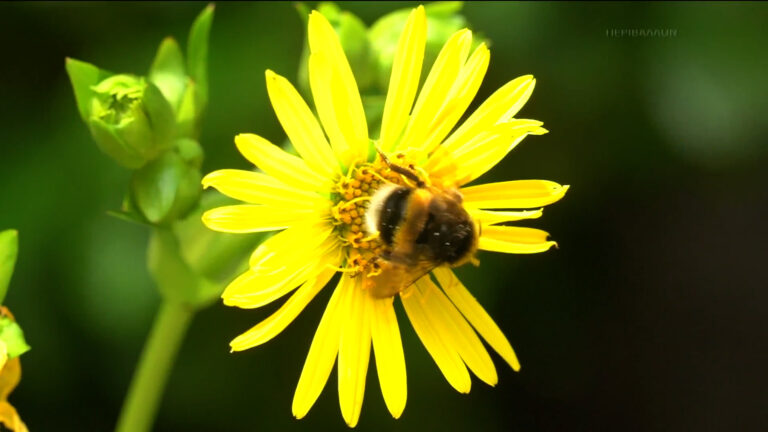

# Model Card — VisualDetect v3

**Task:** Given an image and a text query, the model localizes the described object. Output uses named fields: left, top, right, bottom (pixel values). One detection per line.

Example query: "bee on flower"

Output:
left=202, top=5, right=567, bottom=427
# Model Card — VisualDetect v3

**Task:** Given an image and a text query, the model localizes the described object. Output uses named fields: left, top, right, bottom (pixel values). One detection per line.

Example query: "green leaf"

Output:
left=294, top=2, right=311, bottom=25
left=425, top=1, right=464, bottom=16
left=187, top=4, right=214, bottom=117
left=149, top=37, right=188, bottom=112
left=88, top=117, right=146, bottom=169
left=131, top=153, right=184, bottom=224
left=106, top=210, right=150, bottom=227
left=0, top=318, right=30, bottom=359
left=131, top=152, right=201, bottom=225
left=316, top=2, right=341, bottom=19
left=0, top=230, right=19, bottom=305
left=175, top=78, right=198, bottom=139
left=297, top=35, right=311, bottom=99
left=142, top=81, right=177, bottom=152
left=174, top=138, right=203, bottom=169
left=65, top=57, right=112, bottom=121
left=295, top=3, right=312, bottom=98
left=107, top=194, right=153, bottom=226
left=337, top=12, right=372, bottom=90
left=172, top=158, right=203, bottom=221
left=147, top=228, right=219, bottom=307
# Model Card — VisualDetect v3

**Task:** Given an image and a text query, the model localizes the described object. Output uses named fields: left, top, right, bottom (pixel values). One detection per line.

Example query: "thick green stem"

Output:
left=115, top=301, right=194, bottom=432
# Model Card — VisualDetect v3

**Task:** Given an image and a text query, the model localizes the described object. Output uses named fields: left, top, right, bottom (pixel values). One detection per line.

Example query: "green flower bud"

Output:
left=369, top=1, right=485, bottom=93
left=106, top=138, right=204, bottom=230
left=149, top=2, right=215, bottom=140
left=174, top=137, right=204, bottom=169
left=149, top=37, right=188, bottom=115
left=85, top=74, right=176, bottom=169
left=130, top=149, right=202, bottom=225
left=66, top=5, right=214, bottom=168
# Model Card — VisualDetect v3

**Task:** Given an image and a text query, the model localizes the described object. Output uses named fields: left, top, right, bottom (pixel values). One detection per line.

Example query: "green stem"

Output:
left=115, top=300, right=194, bottom=432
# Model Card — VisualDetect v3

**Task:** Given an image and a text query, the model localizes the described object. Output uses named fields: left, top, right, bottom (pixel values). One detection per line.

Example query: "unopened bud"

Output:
left=68, top=70, right=176, bottom=169
left=130, top=149, right=202, bottom=225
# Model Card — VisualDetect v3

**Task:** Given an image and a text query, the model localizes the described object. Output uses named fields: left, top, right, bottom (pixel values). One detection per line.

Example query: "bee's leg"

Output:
left=411, top=165, right=432, bottom=188
left=375, top=144, right=425, bottom=188
left=339, top=195, right=372, bottom=210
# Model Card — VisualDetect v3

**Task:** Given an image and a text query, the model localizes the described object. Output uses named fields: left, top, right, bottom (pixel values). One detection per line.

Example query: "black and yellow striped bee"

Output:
left=364, top=150, right=478, bottom=297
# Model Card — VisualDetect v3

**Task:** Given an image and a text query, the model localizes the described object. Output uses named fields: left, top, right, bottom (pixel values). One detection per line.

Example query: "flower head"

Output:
left=202, top=6, right=567, bottom=427
left=0, top=308, right=28, bottom=432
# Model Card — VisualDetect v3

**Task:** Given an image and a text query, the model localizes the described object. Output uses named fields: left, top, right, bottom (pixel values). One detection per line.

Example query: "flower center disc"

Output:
left=331, top=155, right=412, bottom=279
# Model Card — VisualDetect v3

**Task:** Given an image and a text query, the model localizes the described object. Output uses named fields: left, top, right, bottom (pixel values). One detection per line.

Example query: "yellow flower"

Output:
left=202, top=6, right=567, bottom=427
left=0, top=308, right=28, bottom=432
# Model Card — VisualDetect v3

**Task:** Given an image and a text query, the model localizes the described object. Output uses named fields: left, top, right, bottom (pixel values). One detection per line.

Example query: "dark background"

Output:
left=1, top=1, right=767, bottom=431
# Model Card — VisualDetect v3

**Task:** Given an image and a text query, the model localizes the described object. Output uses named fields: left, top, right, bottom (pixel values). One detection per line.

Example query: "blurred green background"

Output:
left=1, top=1, right=767, bottom=431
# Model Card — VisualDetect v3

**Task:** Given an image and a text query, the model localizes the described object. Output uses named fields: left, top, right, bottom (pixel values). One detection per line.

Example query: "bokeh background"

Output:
left=1, top=1, right=767, bottom=431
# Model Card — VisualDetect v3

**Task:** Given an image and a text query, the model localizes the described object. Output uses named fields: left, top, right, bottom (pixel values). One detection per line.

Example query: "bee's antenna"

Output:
left=375, top=144, right=425, bottom=188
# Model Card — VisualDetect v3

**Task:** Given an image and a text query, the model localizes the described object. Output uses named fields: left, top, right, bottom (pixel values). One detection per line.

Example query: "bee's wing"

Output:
left=402, top=259, right=440, bottom=290
left=366, top=257, right=439, bottom=298
left=382, top=243, right=441, bottom=291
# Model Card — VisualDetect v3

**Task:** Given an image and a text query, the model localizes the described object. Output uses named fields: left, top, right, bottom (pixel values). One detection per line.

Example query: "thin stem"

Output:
left=115, top=300, right=194, bottom=432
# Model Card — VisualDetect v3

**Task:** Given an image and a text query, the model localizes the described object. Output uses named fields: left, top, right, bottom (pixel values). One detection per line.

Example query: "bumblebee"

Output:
left=363, top=151, right=478, bottom=298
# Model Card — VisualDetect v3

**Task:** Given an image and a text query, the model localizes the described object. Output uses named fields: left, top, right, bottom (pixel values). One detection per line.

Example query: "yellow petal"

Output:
left=0, top=357, right=21, bottom=401
left=234, top=133, right=332, bottom=192
left=293, top=277, right=347, bottom=419
left=397, top=29, right=472, bottom=152
left=202, top=169, right=328, bottom=208
left=308, top=52, right=352, bottom=164
left=416, top=278, right=497, bottom=386
left=417, top=43, right=491, bottom=155
left=227, top=226, right=335, bottom=304
left=202, top=204, right=323, bottom=234
left=0, top=342, right=6, bottom=373
left=427, top=120, right=546, bottom=185
left=442, top=75, right=536, bottom=150
left=436, top=119, right=545, bottom=161
left=461, top=180, right=569, bottom=209
left=0, top=401, right=27, bottom=432
left=469, top=208, right=543, bottom=226
left=379, top=6, right=426, bottom=151
left=223, top=238, right=339, bottom=309
left=222, top=263, right=310, bottom=309
left=338, top=278, right=372, bottom=427
left=400, top=279, right=471, bottom=393
left=308, top=11, right=368, bottom=164
left=265, top=70, right=340, bottom=178
left=371, top=296, right=407, bottom=419
left=479, top=225, right=557, bottom=254
left=248, top=221, right=333, bottom=268
left=229, top=267, right=336, bottom=351
left=433, top=267, right=520, bottom=371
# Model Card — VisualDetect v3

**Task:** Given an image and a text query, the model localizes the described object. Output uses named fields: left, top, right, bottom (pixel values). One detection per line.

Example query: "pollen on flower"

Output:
left=330, top=153, right=413, bottom=279
left=199, top=4, right=569, bottom=425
